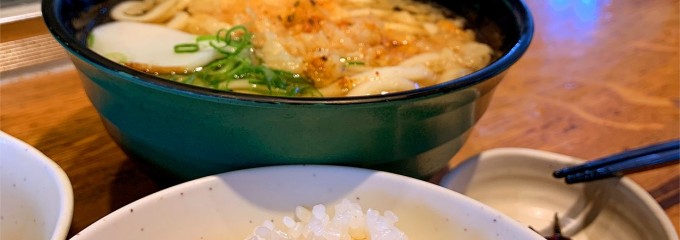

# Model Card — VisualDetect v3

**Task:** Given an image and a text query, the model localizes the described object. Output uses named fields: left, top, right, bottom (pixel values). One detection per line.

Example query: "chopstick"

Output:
left=553, top=139, right=680, bottom=184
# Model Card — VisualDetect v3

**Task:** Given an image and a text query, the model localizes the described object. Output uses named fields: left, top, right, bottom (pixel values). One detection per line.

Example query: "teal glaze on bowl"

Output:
left=43, top=0, right=533, bottom=181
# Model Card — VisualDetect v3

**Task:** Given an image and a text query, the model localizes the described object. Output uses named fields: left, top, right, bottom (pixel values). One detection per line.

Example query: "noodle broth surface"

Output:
left=100, top=0, right=493, bottom=97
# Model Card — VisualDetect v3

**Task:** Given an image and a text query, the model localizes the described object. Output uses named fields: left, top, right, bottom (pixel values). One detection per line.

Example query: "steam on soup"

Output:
left=89, top=0, right=493, bottom=97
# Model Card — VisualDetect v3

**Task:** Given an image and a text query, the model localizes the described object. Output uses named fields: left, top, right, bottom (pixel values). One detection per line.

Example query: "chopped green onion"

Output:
left=196, top=35, right=217, bottom=42
left=174, top=43, right=200, bottom=53
left=169, top=25, right=322, bottom=97
left=87, top=34, right=95, bottom=48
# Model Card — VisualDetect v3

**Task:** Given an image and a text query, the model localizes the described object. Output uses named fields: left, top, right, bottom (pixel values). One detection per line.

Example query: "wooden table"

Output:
left=1, top=0, right=678, bottom=238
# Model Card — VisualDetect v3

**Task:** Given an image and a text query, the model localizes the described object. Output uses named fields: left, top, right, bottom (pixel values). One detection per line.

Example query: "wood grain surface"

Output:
left=1, top=0, right=678, bottom=238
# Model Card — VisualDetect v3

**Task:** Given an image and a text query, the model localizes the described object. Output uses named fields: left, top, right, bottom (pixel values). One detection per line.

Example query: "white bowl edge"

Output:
left=71, top=165, right=544, bottom=240
left=0, top=131, right=74, bottom=240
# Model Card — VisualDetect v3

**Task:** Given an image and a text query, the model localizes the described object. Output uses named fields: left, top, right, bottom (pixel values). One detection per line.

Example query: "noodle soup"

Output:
left=44, top=0, right=533, bottom=181
left=89, top=0, right=493, bottom=97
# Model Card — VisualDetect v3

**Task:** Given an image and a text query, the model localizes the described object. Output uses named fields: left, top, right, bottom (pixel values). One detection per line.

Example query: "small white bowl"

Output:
left=440, top=148, right=678, bottom=240
left=71, top=165, right=543, bottom=240
left=0, top=131, right=74, bottom=240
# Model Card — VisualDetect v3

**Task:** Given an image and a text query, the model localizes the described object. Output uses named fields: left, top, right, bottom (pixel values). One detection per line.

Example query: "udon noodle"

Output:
left=92, top=0, right=493, bottom=97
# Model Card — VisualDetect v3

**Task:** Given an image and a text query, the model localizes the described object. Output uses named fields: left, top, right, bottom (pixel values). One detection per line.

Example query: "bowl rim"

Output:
left=0, top=131, right=74, bottom=240
left=41, top=0, right=534, bottom=105
left=439, top=147, right=679, bottom=240
left=71, top=164, right=544, bottom=239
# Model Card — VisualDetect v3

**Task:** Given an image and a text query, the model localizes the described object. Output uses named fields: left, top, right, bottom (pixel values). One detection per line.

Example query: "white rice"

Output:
left=245, top=199, right=408, bottom=240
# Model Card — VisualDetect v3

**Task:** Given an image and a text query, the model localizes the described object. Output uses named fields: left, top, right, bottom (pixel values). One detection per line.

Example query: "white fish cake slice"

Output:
left=89, top=21, right=221, bottom=72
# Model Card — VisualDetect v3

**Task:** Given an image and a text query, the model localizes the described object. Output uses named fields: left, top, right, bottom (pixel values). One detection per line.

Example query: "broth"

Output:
left=89, top=0, right=493, bottom=97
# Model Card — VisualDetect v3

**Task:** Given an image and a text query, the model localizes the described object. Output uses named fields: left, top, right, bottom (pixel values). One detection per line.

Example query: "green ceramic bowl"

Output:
left=42, top=0, right=533, bottom=182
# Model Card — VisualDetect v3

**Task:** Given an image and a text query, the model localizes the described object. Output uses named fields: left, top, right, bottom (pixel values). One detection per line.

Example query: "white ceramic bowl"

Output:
left=0, top=131, right=74, bottom=240
left=71, top=165, right=543, bottom=240
left=440, top=148, right=678, bottom=240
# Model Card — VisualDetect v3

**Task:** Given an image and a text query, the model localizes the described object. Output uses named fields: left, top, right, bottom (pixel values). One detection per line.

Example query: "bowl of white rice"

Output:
left=70, top=165, right=543, bottom=240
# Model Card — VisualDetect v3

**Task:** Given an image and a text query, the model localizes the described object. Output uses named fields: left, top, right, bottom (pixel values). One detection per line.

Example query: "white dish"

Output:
left=440, top=148, right=678, bottom=240
left=0, top=131, right=74, bottom=240
left=71, top=165, right=543, bottom=240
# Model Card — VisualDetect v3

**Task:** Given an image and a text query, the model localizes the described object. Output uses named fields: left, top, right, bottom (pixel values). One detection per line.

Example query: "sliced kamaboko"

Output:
left=347, top=78, right=419, bottom=96
left=89, top=21, right=222, bottom=74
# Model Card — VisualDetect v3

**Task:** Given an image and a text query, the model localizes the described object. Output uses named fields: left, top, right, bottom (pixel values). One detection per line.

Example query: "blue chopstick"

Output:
left=553, top=140, right=680, bottom=184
